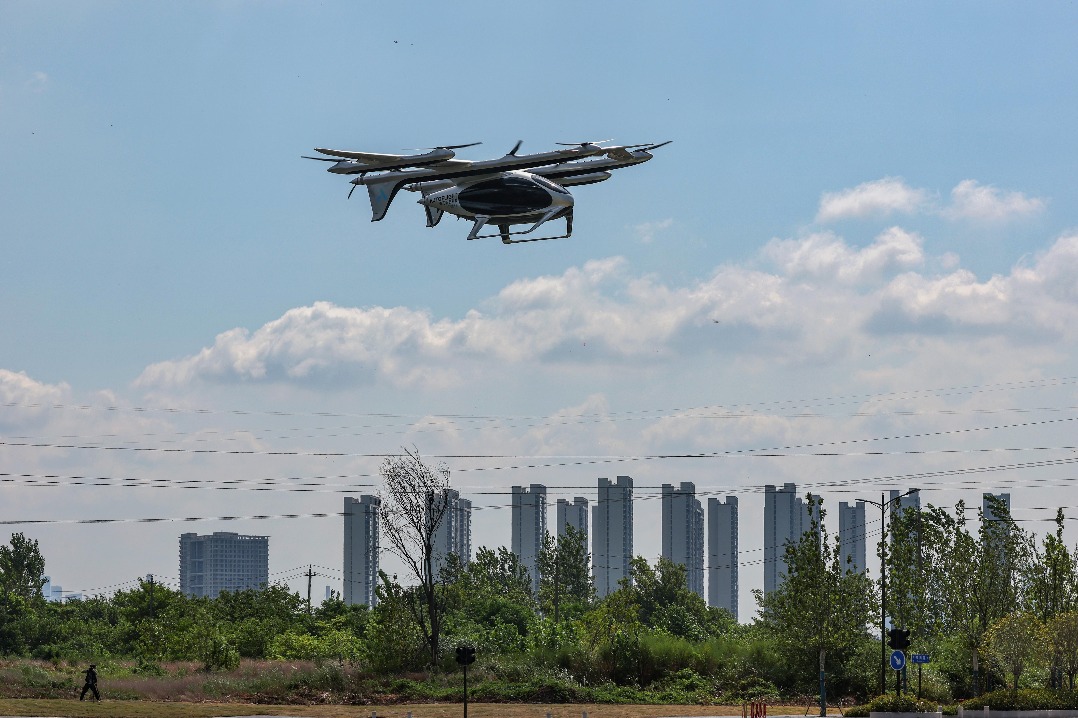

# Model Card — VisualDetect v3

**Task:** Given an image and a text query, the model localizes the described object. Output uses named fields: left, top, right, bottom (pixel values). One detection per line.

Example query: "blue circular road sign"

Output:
left=890, top=650, right=906, bottom=671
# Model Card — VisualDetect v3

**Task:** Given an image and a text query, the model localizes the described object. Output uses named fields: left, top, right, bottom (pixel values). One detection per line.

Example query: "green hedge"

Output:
left=961, top=688, right=1078, bottom=711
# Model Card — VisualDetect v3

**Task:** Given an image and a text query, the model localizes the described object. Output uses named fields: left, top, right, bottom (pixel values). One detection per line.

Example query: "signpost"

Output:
left=890, top=650, right=906, bottom=696
left=890, top=650, right=906, bottom=671
left=911, top=654, right=930, bottom=697
left=455, top=645, right=476, bottom=718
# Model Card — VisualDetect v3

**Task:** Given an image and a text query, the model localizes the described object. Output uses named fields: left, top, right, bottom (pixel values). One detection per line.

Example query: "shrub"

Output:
left=961, top=688, right=1078, bottom=711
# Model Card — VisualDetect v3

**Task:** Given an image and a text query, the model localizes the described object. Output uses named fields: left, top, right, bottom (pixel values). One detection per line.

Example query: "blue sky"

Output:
left=2, top=2, right=1078, bottom=618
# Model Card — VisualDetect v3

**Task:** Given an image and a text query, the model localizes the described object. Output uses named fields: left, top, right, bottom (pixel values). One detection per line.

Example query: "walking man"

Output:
left=79, top=664, right=100, bottom=701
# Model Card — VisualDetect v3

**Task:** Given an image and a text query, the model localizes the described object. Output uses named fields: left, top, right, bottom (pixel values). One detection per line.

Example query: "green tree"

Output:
left=983, top=611, right=1043, bottom=694
left=887, top=503, right=953, bottom=645
left=626, top=556, right=712, bottom=640
left=0, top=533, right=47, bottom=602
left=1044, top=611, right=1078, bottom=690
left=537, top=525, right=594, bottom=622
left=936, top=498, right=1030, bottom=694
left=579, top=581, right=645, bottom=685
left=756, top=497, right=876, bottom=715
left=446, top=546, right=533, bottom=604
left=1023, top=509, right=1076, bottom=622
left=364, top=572, right=427, bottom=672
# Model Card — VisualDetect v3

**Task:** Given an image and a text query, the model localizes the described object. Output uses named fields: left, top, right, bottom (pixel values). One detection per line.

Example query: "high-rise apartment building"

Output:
left=838, top=500, right=867, bottom=574
left=763, top=483, right=817, bottom=595
left=512, top=484, right=548, bottom=594
left=662, top=482, right=704, bottom=599
left=982, top=492, right=1012, bottom=522
left=593, top=475, right=633, bottom=598
left=707, top=496, right=738, bottom=619
left=179, top=532, right=269, bottom=598
left=982, top=492, right=1013, bottom=560
left=431, top=489, right=472, bottom=579
left=889, top=488, right=921, bottom=519
left=343, top=495, right=380, bottom=607
left=556, top=497, right=589, bottom=546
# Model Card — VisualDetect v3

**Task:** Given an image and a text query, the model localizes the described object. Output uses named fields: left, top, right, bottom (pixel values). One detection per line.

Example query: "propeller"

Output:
left=602, top=141, right=672, bottom=158
left=506, top=140, right=523, bottom=156
left=555, top=139, right=613, bottom=148
left=402, top=142, right=483, bottom=151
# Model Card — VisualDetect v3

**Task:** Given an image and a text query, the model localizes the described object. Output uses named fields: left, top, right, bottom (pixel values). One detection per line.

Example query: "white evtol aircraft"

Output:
left=305, top=140, right=670, bottom=244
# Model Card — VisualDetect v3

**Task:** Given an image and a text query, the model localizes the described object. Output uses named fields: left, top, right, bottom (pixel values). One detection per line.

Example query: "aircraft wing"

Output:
left=353, top=144, right=609, bottom=221
left=314, top=148, right=407, bottom=162
left=310, top=147, right=475, bottom=172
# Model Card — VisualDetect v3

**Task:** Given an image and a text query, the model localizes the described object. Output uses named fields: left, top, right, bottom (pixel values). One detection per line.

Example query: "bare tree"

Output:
left=379, top=446, right=452, bottom=666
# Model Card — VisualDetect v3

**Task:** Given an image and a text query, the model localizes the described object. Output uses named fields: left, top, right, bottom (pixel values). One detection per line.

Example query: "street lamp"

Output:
left=859, top=488, right=918, bottom=697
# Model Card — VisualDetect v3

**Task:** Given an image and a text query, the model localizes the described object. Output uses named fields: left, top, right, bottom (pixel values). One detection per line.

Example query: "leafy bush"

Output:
left=132, top=656, right=165, bottom=676
left=962, top=688, right=1078, bottom=711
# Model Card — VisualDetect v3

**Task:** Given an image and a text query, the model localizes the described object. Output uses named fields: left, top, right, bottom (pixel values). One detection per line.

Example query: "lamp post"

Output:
left=860, top=488, right=918, bottom=697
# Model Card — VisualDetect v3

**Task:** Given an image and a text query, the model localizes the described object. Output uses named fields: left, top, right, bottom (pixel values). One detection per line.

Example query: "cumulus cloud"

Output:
left=762, top=228, right=924, bottom=284
left=868, top=232, right=1078, bottom=335
left=816, top=178, right=931, bottom=222
left=0, top=369, right=68, bottom=430
left=26, top=71, right=48, bottom=93
left=943, top=179, right=1047, bottom=222
left=134, top=232, right=1078, bottom=392
left=633, top=218, right=674, bottom=244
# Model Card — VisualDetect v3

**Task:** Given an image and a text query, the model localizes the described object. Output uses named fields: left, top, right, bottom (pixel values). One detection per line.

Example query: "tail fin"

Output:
left=362, top=176, right=407, bottom=222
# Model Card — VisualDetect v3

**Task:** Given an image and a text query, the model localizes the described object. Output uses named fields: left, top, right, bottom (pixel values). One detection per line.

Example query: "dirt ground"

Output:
left=0, top=700, right=838, bottom=718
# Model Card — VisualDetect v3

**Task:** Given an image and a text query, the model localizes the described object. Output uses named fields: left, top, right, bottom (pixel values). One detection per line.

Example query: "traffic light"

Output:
left=455, top=645, right=476, bottom=665
left=887, top=628, right=911, bottom=650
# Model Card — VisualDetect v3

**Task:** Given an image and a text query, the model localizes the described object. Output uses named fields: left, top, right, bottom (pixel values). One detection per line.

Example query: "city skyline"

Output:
left=34, top=479, right=1052, bottom=620
left=324, top=479, right=1027, bottom=619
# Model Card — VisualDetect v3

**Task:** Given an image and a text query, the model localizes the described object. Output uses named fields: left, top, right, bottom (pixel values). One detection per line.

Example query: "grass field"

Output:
left=0, top=700, right=831, bottom=718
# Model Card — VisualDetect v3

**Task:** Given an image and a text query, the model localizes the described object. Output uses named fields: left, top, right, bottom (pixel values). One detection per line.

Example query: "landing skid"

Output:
left=467, top=214, right=573, bottom=245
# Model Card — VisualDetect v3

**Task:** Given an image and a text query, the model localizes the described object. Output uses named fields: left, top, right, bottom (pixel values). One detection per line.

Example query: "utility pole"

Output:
left=553, top=548, right=560, bottom=624
left=859, top=488, right=917, bottom=697
left=146, top=574, right=155, bottom=618
left=880, top=495, right=887, bottom=697
left=306, top=565, right=315, bottom=614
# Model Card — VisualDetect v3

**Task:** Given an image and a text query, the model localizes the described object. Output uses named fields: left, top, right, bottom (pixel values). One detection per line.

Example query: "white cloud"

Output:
left=26, top=71, right=48, bottom=93
left=816, top=178, right=931, bottom=222
left=868, top=232, right=1078, bottom=335
left=135, top=231, right=1078, bottom=393
left=632, top=218, right=674, bottom=244
left=943, top=179, right=1047, bottom=222
left=762, top=227, right=924, bottom=284
left=0, top=369, right=68, bottom=430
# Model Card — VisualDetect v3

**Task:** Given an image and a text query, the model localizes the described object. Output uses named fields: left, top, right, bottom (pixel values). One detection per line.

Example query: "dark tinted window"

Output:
left=459, top=177, right=552, bottom=216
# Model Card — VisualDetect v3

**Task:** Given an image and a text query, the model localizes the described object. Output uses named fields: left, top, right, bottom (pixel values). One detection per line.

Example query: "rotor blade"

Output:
left=302, top=156, right=345, bottom=162
left=348, top=184, right=357, bottom=199
left=507, top=140, right=523, bottom=156
left=402, top=142, right=483, bottom=151
left=639, top=140, right=672, bottom=151
left=555, top=139, right=613, bottom=146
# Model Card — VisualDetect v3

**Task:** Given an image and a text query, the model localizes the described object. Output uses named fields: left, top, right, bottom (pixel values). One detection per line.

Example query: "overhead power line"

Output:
left=3, top=374, right=1076, bottom=431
